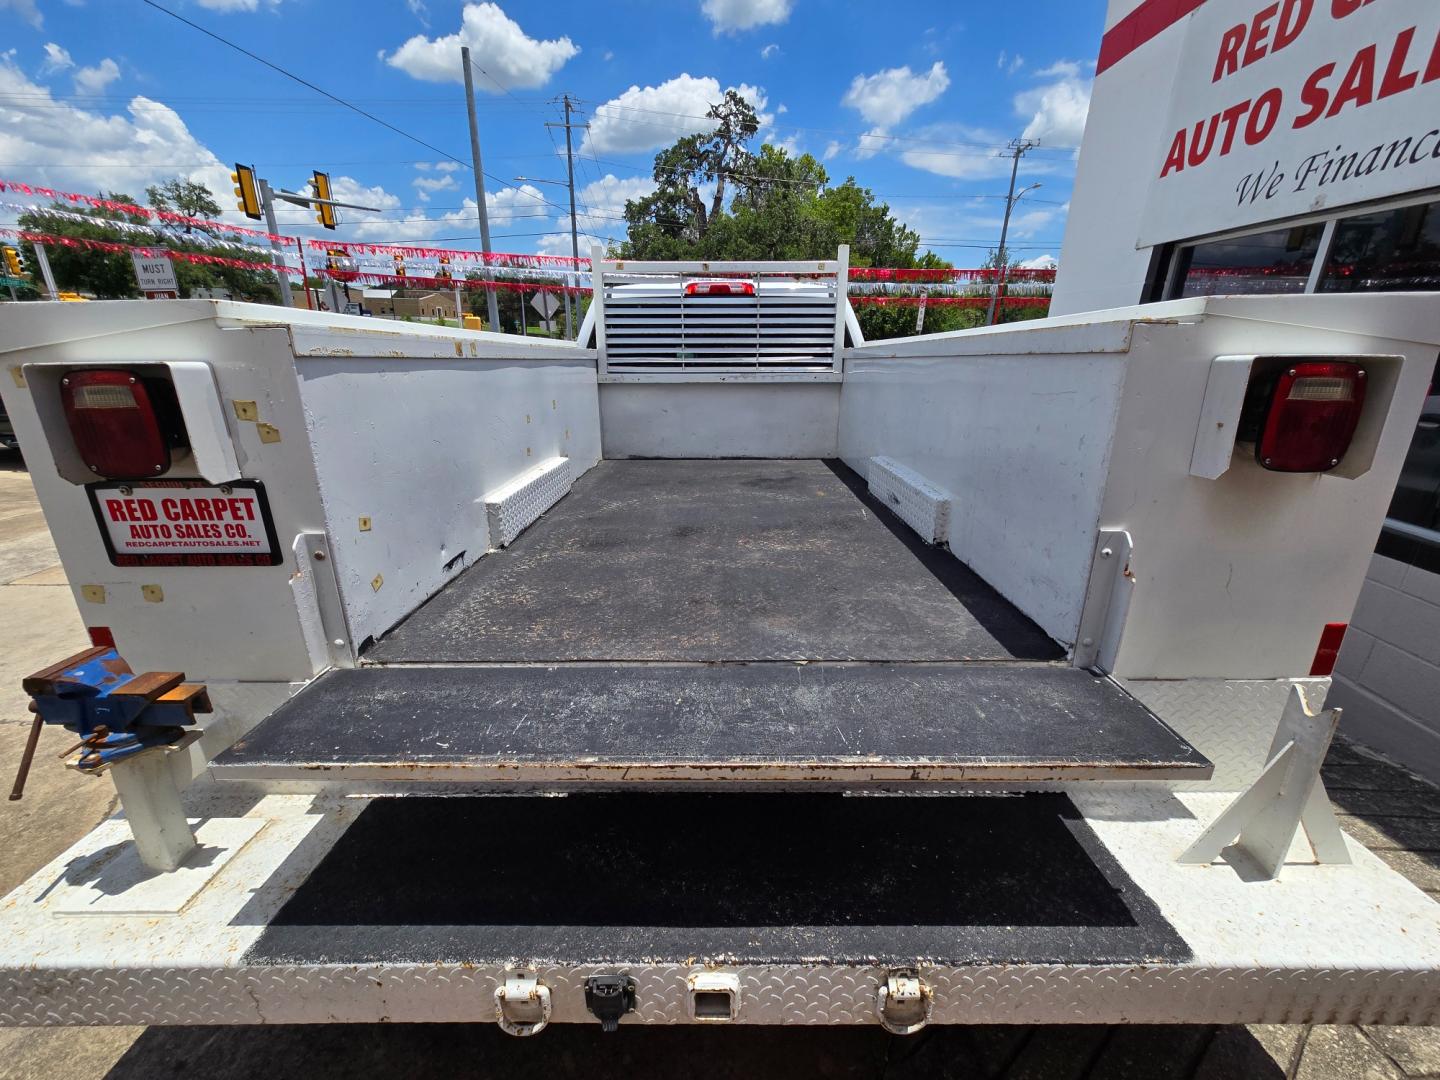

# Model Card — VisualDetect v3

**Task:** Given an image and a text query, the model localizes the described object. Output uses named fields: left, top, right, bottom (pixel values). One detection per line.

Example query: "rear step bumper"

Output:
left=2, top=785, right=1437, bottom=1028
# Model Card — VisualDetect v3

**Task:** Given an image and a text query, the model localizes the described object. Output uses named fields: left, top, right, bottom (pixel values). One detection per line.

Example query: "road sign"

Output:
left=531, top=291, right=559, bottom=319
left=131, top=253, right=178, bottom=297
left=531, top=291, right=560, bottom=333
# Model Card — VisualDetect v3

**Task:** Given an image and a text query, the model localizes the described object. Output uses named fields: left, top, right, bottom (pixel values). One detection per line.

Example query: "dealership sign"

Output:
left=1138, top=0, right=1440, bottom=246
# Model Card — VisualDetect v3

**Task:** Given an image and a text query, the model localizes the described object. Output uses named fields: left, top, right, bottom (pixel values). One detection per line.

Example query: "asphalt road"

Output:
left=0, top=446, right=1435, bottom=1079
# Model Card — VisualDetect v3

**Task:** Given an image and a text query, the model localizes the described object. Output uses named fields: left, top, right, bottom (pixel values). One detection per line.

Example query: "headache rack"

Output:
left=585, top=247, right=858, bottom=380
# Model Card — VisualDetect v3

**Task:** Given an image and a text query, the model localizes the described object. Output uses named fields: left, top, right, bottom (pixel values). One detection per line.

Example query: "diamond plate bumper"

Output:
left=2, top=786, right=1438, bottom=1029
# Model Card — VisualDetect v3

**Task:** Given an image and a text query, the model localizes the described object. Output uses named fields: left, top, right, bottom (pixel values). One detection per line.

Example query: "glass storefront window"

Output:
left=1379, top=359, right=1440, bottom=575
left=1170, top=224, right=1325, bottom=298
left=1319, top=201, right=1440, bottom=293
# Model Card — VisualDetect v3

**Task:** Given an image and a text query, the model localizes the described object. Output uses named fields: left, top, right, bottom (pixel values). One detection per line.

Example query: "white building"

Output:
left=1055, top=0, right=1440, bottom=778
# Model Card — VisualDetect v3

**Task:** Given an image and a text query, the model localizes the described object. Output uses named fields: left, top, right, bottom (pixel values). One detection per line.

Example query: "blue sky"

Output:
left=0, top=0, right=1103, bottom=267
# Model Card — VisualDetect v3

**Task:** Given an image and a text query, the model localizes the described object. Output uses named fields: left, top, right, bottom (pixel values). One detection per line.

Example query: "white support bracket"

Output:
left=1073, top=529, right=1134, bottom=673
left=1179, top=685, right=1351, bottom=880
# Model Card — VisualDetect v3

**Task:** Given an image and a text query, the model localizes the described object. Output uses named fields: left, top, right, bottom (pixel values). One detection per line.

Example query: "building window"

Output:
left=1168, top=223, right=1325, bottom=298
left=1378, top=358, right=1440, bottom=576
left=1319, top=200, right=1440, bottom=293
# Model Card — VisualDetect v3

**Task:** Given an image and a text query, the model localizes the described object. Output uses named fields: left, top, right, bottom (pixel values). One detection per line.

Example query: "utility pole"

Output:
left=987, top=138, right=1040, bottom=326
left=462, top=46, right=502, bottom=333
left=546, top=96, right=589, bottom=339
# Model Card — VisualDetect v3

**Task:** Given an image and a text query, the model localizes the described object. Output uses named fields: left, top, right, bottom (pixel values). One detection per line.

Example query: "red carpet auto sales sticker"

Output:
left=86, top=480, right=282, bottom=567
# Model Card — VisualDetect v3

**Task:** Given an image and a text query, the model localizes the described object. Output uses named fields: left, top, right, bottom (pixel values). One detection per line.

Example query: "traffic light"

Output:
left=231, top=163, right=261, bottom=221
left=436, top=255, right=451, bottom=281
left=312, top=171, right=337, bottom=230
left=325, top=247, right=346, bottom=271
left=393, top=254, right=406, bottom=279
left=2, top=246, right=22, bottom=278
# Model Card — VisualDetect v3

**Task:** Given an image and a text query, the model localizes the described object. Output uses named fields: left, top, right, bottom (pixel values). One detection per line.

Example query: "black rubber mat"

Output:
left=244, top=792, right=1190, bottom=966
left=213, top=662, right=1210, bottom=783
left=366, top=459, right=1063, bottom=663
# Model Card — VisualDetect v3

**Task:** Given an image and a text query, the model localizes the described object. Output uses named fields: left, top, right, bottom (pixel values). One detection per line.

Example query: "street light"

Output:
left=987, top=182, right=1044, bottom=325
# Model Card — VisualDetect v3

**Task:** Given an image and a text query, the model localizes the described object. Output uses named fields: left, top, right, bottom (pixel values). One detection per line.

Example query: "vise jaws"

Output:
left=12, top=646, right=210, bottom=798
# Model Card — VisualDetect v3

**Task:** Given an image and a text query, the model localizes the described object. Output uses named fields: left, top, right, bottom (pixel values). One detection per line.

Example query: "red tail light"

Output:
left=1309, top=622, right=1348, bottom=677
left=1257, top=361, right=1366, bottom=473
left=61, top=369, right=171, bottom=479
left=87, top=626, right=116, bottom=649
left=684, top=280, right=755, bottom=297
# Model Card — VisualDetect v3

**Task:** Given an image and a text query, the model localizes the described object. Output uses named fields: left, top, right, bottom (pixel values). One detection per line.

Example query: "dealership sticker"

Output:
left=87, top=480, right=282, bottom=567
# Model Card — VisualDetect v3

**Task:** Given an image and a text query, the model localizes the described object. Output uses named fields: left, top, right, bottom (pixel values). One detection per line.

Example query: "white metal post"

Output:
left=109, top=752, right=197, bottom=872
left=832, top=244, right=850, bottom=370
left=31, top=243, right=58, bottom=300
left=590, top=245, right=608, bottom=374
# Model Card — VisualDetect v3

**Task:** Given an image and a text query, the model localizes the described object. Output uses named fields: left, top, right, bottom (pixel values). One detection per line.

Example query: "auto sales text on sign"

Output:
left=1138, top=0, right=1440, bottom=246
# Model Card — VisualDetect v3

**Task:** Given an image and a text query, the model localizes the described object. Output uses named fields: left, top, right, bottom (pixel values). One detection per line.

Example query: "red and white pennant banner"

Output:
left=0, top=179, right=290, bottom=243
left=0, top=227, right=298, bottom=276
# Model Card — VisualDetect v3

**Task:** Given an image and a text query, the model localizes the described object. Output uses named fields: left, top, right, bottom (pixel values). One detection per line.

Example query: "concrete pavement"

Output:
left=0, top=448, right=1437, bottom=1079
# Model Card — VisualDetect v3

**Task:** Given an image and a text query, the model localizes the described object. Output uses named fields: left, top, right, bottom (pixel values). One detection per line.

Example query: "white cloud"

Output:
left=406, top=0, right=429, bottom=25
left=997, top=50, right=1024, bottom=74
left=413, top=173, right=458, bottom=194
left=770, top=132, right=801, bottom=156
left=897, top=126, right=1018, bottom=180
left=822, top=140, right=842, bottom=161
left=760, top=43, right=779, bottom=60
left=1019, top=254, right=1057, bottom=270
left=583, top=74, right=771, bottom=155
left=195, top=0, right=282, bottom=10
left=40, top=43, right=72, bottom=74
left=1035, top=60, right=1084, bottom=79
left=72, top=57, right=119, bottom=95
left=1015, top=64, right=1092, bottom=148
left=853, top=128, right=888, bottom=160
left=0, top=0, right=42, bottom=28
left=384, top=2, right=577, bottom=88
left=574, top=173, right=655, bottom=232
left=842, top=61, right=948, bottom=133
left=0, top=51, right=235, bottom=204
left=434, top=160, right=461, bottom=172
left=700, top=0, right=793, bottom=33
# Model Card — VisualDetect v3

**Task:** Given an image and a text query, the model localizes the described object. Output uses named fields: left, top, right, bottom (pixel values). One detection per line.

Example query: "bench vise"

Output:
left=12, top=646, right=210, bottom=797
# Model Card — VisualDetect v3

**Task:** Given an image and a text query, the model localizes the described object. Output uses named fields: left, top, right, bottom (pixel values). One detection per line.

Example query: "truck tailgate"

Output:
left=213, top=460, right=1208, bottom=787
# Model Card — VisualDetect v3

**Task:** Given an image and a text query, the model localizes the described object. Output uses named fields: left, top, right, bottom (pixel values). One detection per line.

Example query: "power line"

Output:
left=140, top=0, right=474, bottom=171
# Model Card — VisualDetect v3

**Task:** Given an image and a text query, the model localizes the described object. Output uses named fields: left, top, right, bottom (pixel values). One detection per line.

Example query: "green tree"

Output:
left=615, top=109, right=1031, bottom=339
left=145, top=178, right=223, bottom=234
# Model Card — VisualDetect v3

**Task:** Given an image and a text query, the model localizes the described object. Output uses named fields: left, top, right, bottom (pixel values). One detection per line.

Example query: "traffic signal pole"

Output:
left=258, top=180, right=294, bottom=307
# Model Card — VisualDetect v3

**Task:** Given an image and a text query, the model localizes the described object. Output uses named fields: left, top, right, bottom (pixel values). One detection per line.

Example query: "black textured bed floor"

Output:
left=366, top=459, right=1063, bottom=663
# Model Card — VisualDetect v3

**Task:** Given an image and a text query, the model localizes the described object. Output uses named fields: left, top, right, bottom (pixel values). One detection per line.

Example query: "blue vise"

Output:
left=22, top=646, right=211, bottom=771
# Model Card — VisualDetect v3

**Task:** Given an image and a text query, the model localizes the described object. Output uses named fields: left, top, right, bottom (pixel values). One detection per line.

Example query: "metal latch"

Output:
left=876, top=970, right=932, bottom=1035
left=584, top=974, right=637, bottom=1032
left=494, top=973, right=551, bottom=1036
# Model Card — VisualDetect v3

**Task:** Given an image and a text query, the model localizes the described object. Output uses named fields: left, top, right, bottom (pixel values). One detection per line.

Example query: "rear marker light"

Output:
left=60, top=369, right=170, bottom=480
left=87, top=626, right=116, bottom=649
left=684, top=281, right=756, bottom=297
left=1257, top=361, right=1366, bottom=473
left=1310, top=622, right=1347, bottom=677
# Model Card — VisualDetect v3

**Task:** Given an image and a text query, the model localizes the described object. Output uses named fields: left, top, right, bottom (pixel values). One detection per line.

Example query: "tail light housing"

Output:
left=684, top=280, right=755, bottom=297
left=1309, top=622, right=1348, bottom=677
left=60, top=369, right=175, bottom=479
left=1255, top=361, right=1367, bottom=473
